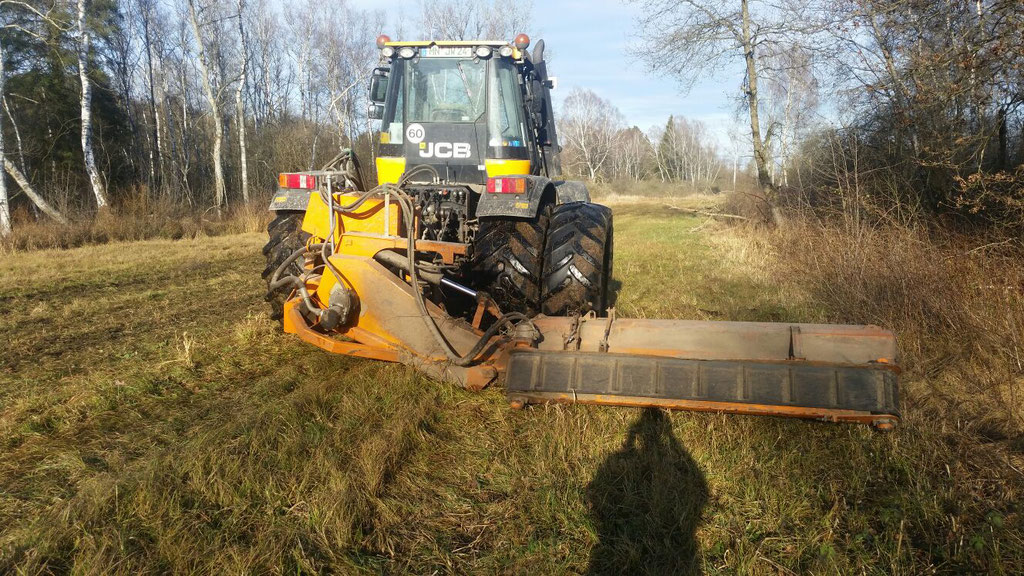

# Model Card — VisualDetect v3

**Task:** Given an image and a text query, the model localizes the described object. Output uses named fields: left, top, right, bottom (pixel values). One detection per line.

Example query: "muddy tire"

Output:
left=261, top=211, right=310, bottom=325
left=540, top=202, right=613, bottom=316
left=470, top=205, right=552, bottom=316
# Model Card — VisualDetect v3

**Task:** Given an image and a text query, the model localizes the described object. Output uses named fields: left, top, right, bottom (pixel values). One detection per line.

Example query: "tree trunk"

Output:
left=141, top=2, right=163, bottom=195
left=4, top=96, right=28, bottom=174
left=0, top=41, right=9, bottom=236
left=235, top=0, right=250, bottom=203
left=741, top=0, right=778, bottom=224
left=5, top=158, right=69, bottom=224
left=187, top=0, right=226, bottom=217
left=77, top=0, right=110, bottom=210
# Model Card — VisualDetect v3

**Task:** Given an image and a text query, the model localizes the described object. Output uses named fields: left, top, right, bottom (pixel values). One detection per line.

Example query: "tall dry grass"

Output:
left=765, top=220, right=1024, bottom=441
left=1, top=192, right=271, bottom=252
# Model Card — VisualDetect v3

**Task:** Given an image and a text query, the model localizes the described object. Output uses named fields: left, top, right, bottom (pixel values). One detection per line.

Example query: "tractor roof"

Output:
left=383, top=40, right=511, bottom=47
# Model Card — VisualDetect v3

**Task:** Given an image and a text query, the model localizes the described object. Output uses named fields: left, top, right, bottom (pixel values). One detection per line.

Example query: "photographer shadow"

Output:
left=586, top=409, right=708, bottom=575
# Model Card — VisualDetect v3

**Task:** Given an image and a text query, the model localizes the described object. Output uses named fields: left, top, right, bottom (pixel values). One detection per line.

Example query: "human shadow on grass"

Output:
left=586, top=408, right=708, bottom=576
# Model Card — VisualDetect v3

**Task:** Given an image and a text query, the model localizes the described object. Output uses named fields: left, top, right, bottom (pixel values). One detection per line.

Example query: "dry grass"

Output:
left=0, top=203, right=1021, bottom=573
left=0, top=195, right=270, bottom=252
left=588, top=178, right=728, bottom=202
left=761, top=221, right=1024, bottom=438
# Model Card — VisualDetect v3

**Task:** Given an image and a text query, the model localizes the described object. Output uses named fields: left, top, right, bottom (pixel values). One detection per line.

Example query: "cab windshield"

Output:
left=408, top=58, right=486, bottom=123
left=379, top=56, right=526, bottom=146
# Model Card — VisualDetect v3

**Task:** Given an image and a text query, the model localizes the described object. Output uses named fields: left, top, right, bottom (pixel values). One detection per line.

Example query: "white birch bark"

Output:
left=4, top=158, right=69, bottom=224
left=76, top=0, right=110, bottom=210
left=235, top=0, right=249, bottom=203
left=140, top=0, right=163, bottom=194
left=4, top=96, right=27, bottom=173
left=187, top=0, right=226, bottom=217
left=0, top=40, right=9, bottom=236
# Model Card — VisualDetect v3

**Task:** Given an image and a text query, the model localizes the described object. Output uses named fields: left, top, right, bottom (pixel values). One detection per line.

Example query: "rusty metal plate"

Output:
left=505, top=350, right=900, bottom=428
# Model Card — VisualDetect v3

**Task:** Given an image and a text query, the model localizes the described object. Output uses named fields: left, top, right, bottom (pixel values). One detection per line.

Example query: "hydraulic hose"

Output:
left=298, top=165, right=533, bottom=367
left=269, top=243, right=327, bottom=318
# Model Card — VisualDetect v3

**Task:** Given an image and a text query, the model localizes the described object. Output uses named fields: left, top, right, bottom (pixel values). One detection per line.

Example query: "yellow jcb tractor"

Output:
left=262, top=34, right=901, bottom=429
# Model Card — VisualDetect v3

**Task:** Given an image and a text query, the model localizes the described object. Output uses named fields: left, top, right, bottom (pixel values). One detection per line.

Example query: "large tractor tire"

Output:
left=540, top=202, right=613, bottom=316
left=470, top=205, right=552, bottom=316
left=262, top=211, right=310, bottom=325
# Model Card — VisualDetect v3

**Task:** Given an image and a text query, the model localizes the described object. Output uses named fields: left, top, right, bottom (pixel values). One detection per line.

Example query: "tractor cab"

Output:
left=368, top=34, right=561, bottom=186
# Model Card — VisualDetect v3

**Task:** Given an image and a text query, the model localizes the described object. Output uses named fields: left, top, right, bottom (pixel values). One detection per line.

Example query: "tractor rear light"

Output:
left=398, top=46, right=416, bottom=59
left=499, top=45, right=513, bottom=58
left=475, top=45, right=492, bottom=59
left=486, top=177, right=526, bottom=194
left=278, top=173, right=318, bottom=190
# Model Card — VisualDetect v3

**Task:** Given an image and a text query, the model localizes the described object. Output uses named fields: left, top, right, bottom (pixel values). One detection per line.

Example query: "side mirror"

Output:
left=367, top=103, right=384, bottom=120
left=369, top=68, right=389, bottom=104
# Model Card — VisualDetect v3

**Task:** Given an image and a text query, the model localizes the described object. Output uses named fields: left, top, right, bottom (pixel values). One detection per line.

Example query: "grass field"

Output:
left=1, top=204, right=1021, bottom=574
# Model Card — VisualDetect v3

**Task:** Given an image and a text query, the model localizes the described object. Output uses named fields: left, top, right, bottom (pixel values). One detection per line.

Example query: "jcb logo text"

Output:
left=419, top=142, right=471, bottom=159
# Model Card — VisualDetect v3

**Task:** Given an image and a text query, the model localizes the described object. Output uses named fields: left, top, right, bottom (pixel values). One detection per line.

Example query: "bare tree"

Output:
left=0, top=37, right=9, bottom=236
left=613, top=127, right=655, bottom=181
left=652, top=116, right=723, bottom=189
left=4, top=158, right=69, bottom=224
left=417, top=0, right=533, bottom=41
left=234, top=0, right=249, bottom=203
left=632, top=0, right=818, bottom=220
left=760, top=43, right=819, bottom=187
left=137, top=0, right=166, bottom=195
left=76, top=0, right=110, bottom=210
left=560, top=88, right=624, bottom=181
left=1, top=0, right=68, bottom=227
left=187, top=0, right=228, bottom=216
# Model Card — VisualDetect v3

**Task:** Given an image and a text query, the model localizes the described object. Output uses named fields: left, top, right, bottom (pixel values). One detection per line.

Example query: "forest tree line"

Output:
left=1, top=0, right=1022, bottom=237
left=0, top=0, right=396, bottom=234
left=633, top=0, right=1024, bottom=228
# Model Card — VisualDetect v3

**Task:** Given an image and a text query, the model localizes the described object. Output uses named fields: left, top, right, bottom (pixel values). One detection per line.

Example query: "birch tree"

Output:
left=417, top=0, right=533, bottom=41
left=560, top=88, right=624, bottom=181
left=613, top=127, right=654, bottom=181
left=76, top=0, right=110, bottom=210
left=138, top=0, right=165, bottom=194
left=0, top=38, right=9, bottom=236
left=234, top=0, right=249, bottom=203
left=632, top=0, right=818, bottom=221
left=1, top=0, right=68, bottom=227
left=4, top=158, right=69, bottom=223
left=187, top=0, right=227, bottom=216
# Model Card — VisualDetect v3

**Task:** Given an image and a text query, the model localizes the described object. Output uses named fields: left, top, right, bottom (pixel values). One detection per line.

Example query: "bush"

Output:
left=1, top=192, right=271, bottom=252
left=768, top=220, right=1024, bottom=438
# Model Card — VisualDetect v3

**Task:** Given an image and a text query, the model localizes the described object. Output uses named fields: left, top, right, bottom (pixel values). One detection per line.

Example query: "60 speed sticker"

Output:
left=406, top=123, right=425, bottom=144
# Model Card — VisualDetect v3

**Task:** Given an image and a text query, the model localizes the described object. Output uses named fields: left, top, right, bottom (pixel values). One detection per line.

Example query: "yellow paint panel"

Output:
left=484, top=159, right=531, bottom=177
left=376, top=156, right=407, bottom=185
left=302, top=192, right=400, bottom=241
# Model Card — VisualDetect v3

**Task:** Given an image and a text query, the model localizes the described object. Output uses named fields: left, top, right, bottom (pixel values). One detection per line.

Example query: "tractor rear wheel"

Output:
left=540, top=202, right=613, bottom=316
left=470, top=205, right=552, bottom=316
left=262, top=210, right=310, bottom=325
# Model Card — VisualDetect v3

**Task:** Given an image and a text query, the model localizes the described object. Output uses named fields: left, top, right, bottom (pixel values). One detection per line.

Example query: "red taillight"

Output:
left=486, top=177, right=526, bottom=194
left=278, top=173, right=318, bottom=190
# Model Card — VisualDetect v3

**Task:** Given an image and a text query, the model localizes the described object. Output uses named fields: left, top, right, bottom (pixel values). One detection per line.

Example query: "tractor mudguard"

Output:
left=268, top=188, right=312, bottom=212
left=552, top=180, right=591, bottom=203
left=476, top=176, right=591, bottom=218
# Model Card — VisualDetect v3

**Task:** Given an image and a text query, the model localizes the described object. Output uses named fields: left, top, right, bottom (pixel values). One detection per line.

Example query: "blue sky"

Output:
left=347, top=0, right=743, bottom=147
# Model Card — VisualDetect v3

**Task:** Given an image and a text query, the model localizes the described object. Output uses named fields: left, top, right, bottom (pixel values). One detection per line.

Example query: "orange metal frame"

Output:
left=278, top=188, right=900, bottom=429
